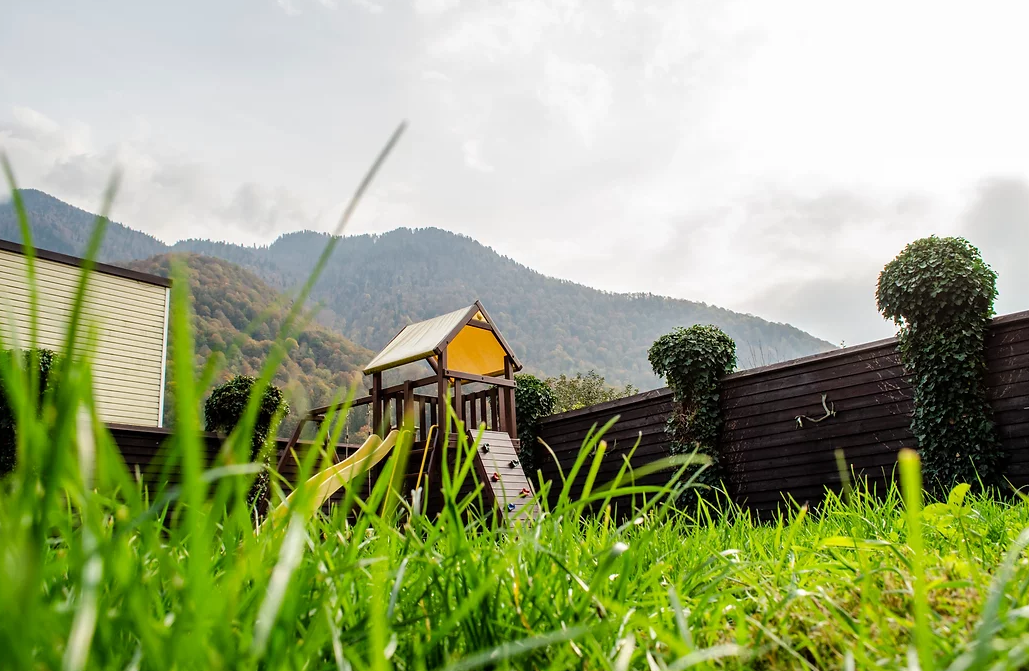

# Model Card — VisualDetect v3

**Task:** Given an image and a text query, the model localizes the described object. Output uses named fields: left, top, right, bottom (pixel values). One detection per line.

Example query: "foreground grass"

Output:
left=2, top=427, right=1029, bottom=671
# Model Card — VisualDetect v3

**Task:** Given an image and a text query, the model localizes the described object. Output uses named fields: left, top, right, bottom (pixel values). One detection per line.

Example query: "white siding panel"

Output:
left=0, top=249, right=168, bottom=427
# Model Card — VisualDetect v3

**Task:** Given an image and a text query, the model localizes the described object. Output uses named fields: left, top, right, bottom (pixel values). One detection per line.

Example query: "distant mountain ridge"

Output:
left=1, top=189, right=836, bottom=388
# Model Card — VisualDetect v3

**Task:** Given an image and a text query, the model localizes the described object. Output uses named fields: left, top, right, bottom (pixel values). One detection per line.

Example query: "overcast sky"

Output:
left=2, top=0, right=1028, bottom=346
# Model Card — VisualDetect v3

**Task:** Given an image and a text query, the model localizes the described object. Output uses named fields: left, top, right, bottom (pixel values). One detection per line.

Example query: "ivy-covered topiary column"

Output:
left=205, top=375, right=290, bottom=506
left=648, top=325, right=736, bottom=486
left=876, top=235, right=1000, bottom=492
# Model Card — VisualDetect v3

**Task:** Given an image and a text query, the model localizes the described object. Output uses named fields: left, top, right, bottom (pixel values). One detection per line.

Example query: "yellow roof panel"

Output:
left=447, top=323, right=508, bottom=377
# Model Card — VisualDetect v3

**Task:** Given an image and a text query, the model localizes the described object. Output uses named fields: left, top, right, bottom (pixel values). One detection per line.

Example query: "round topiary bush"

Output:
left=205, top=375, right=289, bottom=504
left=514, top=373, right=556, bottom=474
left=648, top=324, right=736, bottom=486
left=0, top=348, right=59, bottom=476
left=876, top=235, right=1000, bottom=491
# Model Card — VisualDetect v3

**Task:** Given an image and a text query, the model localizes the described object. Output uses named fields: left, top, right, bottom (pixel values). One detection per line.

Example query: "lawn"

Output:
left=2, top=412, right=1028, bottom=670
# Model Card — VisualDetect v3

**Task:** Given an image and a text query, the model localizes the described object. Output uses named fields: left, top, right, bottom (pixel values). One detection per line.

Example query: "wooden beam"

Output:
left=402, top=380, right=415, bottom=429
left=372, top=372, right=383, bottom=437
left=380, top=374, right=437, bottom=397
left=426, top=356, right=439, bottom=373
left=504, top=356, right=518, bottom=439
left=497, top=381, right=509, bottom=435
left=274, top=417, right=308, bottom=476
left=307, top=395, right=373, bottom=418
left=436, top=350, right=448, bottom=448
left=453, top=379, right=463, bottom=423
left=444, top=369, right=516, bottom=388
left=437, top=304, right=481, bottom=352
left=468, top=390, right=478, bottom=428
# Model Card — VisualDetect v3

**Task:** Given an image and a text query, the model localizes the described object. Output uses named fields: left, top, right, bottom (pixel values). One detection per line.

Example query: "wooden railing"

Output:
left=460, top=387, right=502, bottom=433
left=373, top=391, right=439, bottom=443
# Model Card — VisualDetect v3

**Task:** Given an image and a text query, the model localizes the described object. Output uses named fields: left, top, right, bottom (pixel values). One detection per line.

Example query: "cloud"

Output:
left=957, top=178, right=1029, bottom=316
left=7, top=0, right=1029, bottom=352
left=414, top=0, right=460, bottom=15
left=0, top=106, right=328, bottom=244
left=276, top=0, right=300, bottom=15
left=461, top=139, right=494, bottom=173
left=219, top=183, right=322, bottom=236
left=537, top=55, right=612, bottom=146
left=655, top=189, right=945, bottom=344
left=714, top=182, right=1029, bottom=345
left=276, top=0, right=347, bottom=14
left=350, top=0, right=383, bottom=14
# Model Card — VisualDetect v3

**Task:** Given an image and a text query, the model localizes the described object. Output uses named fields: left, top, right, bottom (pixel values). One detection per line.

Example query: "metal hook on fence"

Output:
left=795, top=393, right=836, bottom=428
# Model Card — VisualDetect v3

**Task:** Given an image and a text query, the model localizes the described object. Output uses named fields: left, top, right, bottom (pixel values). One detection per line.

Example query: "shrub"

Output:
left=514, top=373, right=556, bottom=473
left=648, top=325, right=736, bottom=486
left=876, top=235, right=1000, bottom=491
left=204, top=375, right=289, bottom=503
left=0, top=348, right=59, bottom=476
left=545, top=370, right=638, bottom=413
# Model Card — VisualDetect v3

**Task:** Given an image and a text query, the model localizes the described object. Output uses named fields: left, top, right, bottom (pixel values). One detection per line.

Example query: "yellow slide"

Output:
left=268, top=429, right=400, bottom=525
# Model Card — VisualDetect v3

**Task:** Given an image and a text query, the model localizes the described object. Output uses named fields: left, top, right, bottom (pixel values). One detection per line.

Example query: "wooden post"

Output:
left=436, top=352, right=448, bottom=446
left=453, top=379, right=463, bottom=424
left=490, top=388, right=500, bottom=431
left=504, top=356, right=517, bottom=440
left=497, top=381, right=508, bottom=435
left=372, top=372, right=383, bottom=437
left=403, top=380, right=415, bottom=430
left=432, top=352, right=448, bottom=517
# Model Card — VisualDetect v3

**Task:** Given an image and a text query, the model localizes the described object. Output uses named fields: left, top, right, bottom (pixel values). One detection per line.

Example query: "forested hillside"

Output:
left=125, top=254, right=373, bottom=426
left=3, top=190, right=836, bottom=388
left=0, top=189, right=167, bottom=260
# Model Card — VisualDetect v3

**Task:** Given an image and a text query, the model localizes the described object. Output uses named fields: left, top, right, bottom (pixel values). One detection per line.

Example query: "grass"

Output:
left=3, top=142, right=1029, bottom=670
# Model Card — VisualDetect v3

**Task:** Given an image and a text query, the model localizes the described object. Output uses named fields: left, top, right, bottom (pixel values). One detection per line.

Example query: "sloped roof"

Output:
left=363, top=305, right=476, bottom=374
left=363, top=302, right=522, bottom=376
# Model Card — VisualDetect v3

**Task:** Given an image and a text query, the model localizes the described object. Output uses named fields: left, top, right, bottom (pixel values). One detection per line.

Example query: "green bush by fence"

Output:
left=514, top=373, right=556, bottom=473
left=0, top=348, right=59, bottom=476
left=648, top=324, right=736, bottom=486
left=204, top=375, right=289, bottom=503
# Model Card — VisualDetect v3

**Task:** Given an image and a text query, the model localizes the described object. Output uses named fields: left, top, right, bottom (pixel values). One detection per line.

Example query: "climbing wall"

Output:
left=476, top=430, right=537, bottom=522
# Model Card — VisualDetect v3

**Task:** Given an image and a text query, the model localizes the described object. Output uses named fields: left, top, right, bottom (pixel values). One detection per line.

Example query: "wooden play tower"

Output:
left=276, top=301, right=537, bottom=521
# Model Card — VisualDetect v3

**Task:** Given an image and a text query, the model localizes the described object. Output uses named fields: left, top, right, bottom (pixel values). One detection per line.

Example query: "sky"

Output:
left=1, top=0, right=1028, bottom=347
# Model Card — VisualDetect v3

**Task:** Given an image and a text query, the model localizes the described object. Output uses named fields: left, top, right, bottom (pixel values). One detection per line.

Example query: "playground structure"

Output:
left=273, top=301, right=537, bottom=522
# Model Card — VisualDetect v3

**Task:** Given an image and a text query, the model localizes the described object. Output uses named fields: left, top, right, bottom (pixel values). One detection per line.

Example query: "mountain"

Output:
left=0, top=188, right=168, bottom=260
left=124, top=254, right=373, bottom=427
left=2, top=190, right=836, bottom=388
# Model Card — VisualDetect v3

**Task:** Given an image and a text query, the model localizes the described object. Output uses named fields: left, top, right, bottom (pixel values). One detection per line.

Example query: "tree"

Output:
left=544, top=370, right=638, bottom=414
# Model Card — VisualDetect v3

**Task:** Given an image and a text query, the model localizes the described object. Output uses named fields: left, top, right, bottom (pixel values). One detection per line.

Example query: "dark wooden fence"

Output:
left=535, top=310, right=1029, bottom=515
left=108, top=425, right=490, bottom=518
left=109, top=424, right=363, bottom=491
